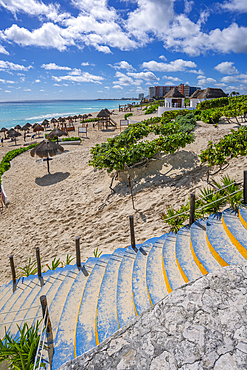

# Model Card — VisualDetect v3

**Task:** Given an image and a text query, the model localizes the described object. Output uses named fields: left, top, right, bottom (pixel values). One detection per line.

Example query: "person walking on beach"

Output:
left=24, top=132, right=26, bottom=142
left=1, top=137, right=3, bottom=146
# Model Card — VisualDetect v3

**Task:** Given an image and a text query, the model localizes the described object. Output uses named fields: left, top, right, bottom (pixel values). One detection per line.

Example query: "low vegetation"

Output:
left=0, top=144, right=38, bottom=186
left=162, top=176, right=242, bottom=232
left=89, top=113, right=196, bottom=174
left=0, top=321, right=44, bottom=370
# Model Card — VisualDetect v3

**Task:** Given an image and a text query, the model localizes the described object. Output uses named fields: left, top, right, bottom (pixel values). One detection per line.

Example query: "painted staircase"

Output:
left=1, top=206, right=247, bottom=369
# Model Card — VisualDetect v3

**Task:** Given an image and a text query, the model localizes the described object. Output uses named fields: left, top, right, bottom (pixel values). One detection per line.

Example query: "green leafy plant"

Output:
left=93, top=248, right=102, bottom=258
left=17, top=258, right=39, bottom=278
left=64, top=254, right=76, bottom=266
left=124, top=113, right=133, bottom=120
left=162, top=176, right=242, bottom=232
left=0, top=144, right=38, bottom=187
left=0, top=321, right=45, bottom=370
left=62, top=137, right=81, bottom=142
left=46, top=257, right=63, bottom=270
left=88, top=115, right=195, bottom=174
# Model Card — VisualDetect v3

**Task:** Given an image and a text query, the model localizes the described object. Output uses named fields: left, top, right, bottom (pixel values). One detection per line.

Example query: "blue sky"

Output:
left=0, top=0, right=247, bottom=101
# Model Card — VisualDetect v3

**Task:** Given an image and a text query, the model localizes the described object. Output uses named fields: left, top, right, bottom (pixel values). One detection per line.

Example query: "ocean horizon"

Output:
left=0, top=99, right=136, bottom=130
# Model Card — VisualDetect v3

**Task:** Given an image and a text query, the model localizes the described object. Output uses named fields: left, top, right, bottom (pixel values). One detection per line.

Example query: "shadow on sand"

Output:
left=35, top=172, right=70, bottom=186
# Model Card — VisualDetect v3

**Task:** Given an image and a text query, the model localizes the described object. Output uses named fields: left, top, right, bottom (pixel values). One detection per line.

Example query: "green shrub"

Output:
left=0, top=321, right=44, bottom=370
left=0, top=144, right=38, bottom=186
left=124, top=113, right=133, bottom=120
left=144, top=105, right=158, bottom=115
left=175, top=113, right=197, bottom=133
left=62, top=137, right=81, bottom=142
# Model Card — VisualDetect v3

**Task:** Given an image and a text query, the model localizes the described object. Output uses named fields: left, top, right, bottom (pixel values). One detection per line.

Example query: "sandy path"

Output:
left=0, top=115, right=246, bottom=285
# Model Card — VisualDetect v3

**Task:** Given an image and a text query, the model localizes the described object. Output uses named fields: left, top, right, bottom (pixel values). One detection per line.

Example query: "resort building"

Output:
left=149, top=84, right=201, bottom=99
left=164, top=87, right=185, bottom=108
left=190, top=87, right=227, bottom=108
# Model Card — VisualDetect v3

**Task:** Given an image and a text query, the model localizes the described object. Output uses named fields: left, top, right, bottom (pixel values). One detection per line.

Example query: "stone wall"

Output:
left=59, top=263, right=247, bottom=369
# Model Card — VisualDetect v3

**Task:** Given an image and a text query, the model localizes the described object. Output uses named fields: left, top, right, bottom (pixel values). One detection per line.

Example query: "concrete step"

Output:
left=117, top=247, right=138, bottom=329
left=222, top=208, right=247, bottom=259
left=206, top=213, right=246, bottom=266
left=0, top=283, right=15, bottom=311
left=96, top=249, right=126, bottom=345
left=239, top=205, right=247, bottom=229
left=190, top=219, right=221, bottom=273
left=146, top=236, right=168, bottom=304
left=7, top=270, right=60, bottom=336
left=0, top=276, right=40, bottom=338
left=52, top=259, right=97, bottom=370
left=162, top=233, right=185, bottom=292
left=132, top=240, right=154, bottom=315
left=176, top=226, right=202, bottom=282
left=75, top=255, right=111, bottom=357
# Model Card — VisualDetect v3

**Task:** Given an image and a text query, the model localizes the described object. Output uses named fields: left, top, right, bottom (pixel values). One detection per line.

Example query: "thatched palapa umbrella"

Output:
left=47, top=127, right=68, bottom=143
left=25, top=123, right=32, bottom=128
left=14, top=124, right=21, bottom=130
left=7, top=128, right=21, bottom=138
left=30, top=139, right=64, bottom=174
left=0, top=127, right=8, bottom=138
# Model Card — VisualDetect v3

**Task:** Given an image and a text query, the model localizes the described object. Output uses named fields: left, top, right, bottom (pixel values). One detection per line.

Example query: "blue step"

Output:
left=222, top=208, right=247, bottom=259
left=52, top=259, right=97, bottom=370
left=0, top=283, right=14, bottom=311
left=76, top=255, right=111, bottom=357
left=0, top=276, right=39, bottom=338
left=162, top=233, right=185, bottom=292
left=7, top=269, right=60, bottom=336
left=132, top=243, right=153, bottom=315
left=176, top=226, right=202, bottom=282
left=239, top=205, right=247, bottom=229
left=117, top=248, right=138, bottom=329
left=96, top=249, right=126, bottom=345
left=146, top=236, right=168, bottom=304
left=190, top=219, right=221, bottom=273
left=206, top=213, right=246, bottom=266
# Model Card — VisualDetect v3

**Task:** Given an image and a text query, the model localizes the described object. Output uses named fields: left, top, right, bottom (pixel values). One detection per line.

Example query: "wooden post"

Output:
left=76, top=237, right=81, bottom=268
left=189, top=193, right=195, bottom=226
left=9, top=255, right=17, bottom=292
left=127, top=174, right=135, bottom=210
left=129, top=215, right=137, bottom=252
left=40, top=295, right=53, bottom=367
left=36, top=247, right=43, bottom=286
left=244, top=171, right=247, bottom=205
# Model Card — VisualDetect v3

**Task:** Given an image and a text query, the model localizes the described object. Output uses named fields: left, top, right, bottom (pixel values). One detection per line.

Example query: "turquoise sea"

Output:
left=0, top=99, right=136, bottom=129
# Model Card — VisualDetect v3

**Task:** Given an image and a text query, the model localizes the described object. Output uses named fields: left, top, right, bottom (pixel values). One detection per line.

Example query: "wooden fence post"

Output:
left=129, top=215, right=137, bottom=252
left=189, top=193, right=195, bottom=226
left=9, top=255, right=17, bottom=292
left=36, top=247, right=44, bottom=286
left=244, top=171, right=247, bottom=205
left=76, top=237, right=81, bottom=268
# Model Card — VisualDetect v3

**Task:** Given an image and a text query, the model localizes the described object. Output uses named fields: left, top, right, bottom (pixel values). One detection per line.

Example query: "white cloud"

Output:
left=163, top=75, right=181, bottom=82
left=23, top=88, right=31, bottom=91
left=159, top=55, right=167, bottom=61
left=184, top=0, right=194, bottom=13
left=164, top=81, right=175, bottom=86
left=198, top=77, right=217, bottom=85
left=52, top=71, right=104, bottom=84
left=35, top=79, right=41, bottom=82
left=113, top=72, right=134, bottom=86
left=0, top=60, right=31, bottom=71
left=0, top=78, right=15, bottom=83
left=109, top=61, right=136, bottom=71
left=220, top=0, right=247, bottom=13
left=0, top=0, right=69, bottom=22
left=221, top=75, right=239, bottom=83
left=127, top=71, right=159, bottom=81
left=214, top=61, right=238, bottom=75
left=81, top=62, right=89, bottom=66
left=41, top=63, right=72, bottom=70
left=1, top=23, right=75, bottom=52
left=0, top=45, right=9, bottom=55
left=113, top=85, right=123, bottom=89
left=4, top=90, right=11, bottom=92
left=142, top=59, right=197, bottom=72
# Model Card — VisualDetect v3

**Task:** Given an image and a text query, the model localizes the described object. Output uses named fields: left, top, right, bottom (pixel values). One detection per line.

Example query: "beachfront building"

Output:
left=190, top=87, right=227, bottom=108
left=164, top=87, right=185, bottom=108
left=149, top=84, right=200, bottom=99
left=138, top=93, right=144, bottom=100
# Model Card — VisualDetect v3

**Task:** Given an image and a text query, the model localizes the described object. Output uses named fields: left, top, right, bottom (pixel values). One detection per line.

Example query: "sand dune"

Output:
left=0, top=113, right=246, bottom=285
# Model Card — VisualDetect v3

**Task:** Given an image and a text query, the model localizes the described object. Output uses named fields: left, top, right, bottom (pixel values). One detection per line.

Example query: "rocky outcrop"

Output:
left=59, top=263, right=247, bottom=369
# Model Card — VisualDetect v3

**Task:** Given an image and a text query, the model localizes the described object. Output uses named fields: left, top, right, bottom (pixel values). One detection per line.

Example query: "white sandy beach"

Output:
left=0, top=108, right=246, bottom=285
